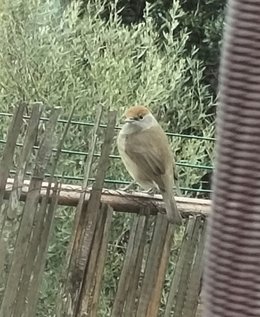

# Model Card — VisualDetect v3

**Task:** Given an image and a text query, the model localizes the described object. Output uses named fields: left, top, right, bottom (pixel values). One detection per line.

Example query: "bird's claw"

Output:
left=141, top=187, right=158, bottom=196
left=118, top=181, right=136, bottom=191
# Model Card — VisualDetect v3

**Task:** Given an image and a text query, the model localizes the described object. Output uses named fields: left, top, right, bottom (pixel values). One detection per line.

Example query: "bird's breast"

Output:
left=117, top=131, right=127, bottom=153
left=117, top=132, right=154, bottom=189
left=117, top=133, right=137, bottom=176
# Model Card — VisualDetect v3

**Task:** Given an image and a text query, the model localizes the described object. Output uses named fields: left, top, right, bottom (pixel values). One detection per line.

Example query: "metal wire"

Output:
left=0, top=112, right=216, bottom=141
left=7, top=169, right=212, bottom=194
left=0, top=139, right=213, bottom=171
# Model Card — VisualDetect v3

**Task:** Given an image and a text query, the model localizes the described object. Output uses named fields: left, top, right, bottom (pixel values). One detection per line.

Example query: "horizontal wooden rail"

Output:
left=4, top=178, right=210, bottom=217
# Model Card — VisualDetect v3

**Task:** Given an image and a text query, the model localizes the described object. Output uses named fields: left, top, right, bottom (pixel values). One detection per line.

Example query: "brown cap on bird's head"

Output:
left=124, top=105, right=151, bottom=120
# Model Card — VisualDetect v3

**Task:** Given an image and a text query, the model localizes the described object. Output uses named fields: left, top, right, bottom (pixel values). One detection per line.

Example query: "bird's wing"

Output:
left=125, top=126, right=171, bottom=179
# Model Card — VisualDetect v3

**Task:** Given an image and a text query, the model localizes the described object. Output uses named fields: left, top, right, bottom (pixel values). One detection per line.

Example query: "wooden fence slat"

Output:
left=0, top=102, right=26, bottom=233
left=0, top=107, right=60, bottom=317
left=6, top=102, right=43, bottom=220
left=73, top=110, right=116, bottom=315
left=173, top=217, right=201, bottom=317
left=111, top=216, right=140, bottom=317
left=78, top=205, right=107, bottom=314
left=16, top=183, right=59, bottom=317
left=146, top=223, right=176, bottom=317
left=72, top=108, right=106, bottom=272
left=63, top=106, right=103, bottom=276
left=13, top=193, right=51, bottom=316
left=82, top=106, right=103, bottom=189
left=75, top=110, right=117, bottom=275
left=88, top=205, right=114, bottom=317
left=24, top=106, right=74, bottom=316
left=0, top=103, right=40, bottom=303
left=13, top=105, right=73, bottom=316
left=136, top=214, right=169, bottom=317
left=26, top=184, right=60, bottom=317
left=111, top=213, right=147, bottom=317
left=56, top=106, right=103, bottom=317
left=182, top=218, right=206, bottom=317
left=164, top=217, right=196, bottom=317
left=78, top=204, right=113, bottom=315
left=124, top=214, right=148, bottom=317
left=57, top=110, right=116, bottom=317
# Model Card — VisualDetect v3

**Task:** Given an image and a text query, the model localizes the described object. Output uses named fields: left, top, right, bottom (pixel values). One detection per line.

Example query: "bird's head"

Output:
left=121, top=105, right=157, bottom=133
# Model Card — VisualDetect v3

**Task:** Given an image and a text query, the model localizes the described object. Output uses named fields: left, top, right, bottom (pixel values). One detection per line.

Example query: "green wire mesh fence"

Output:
left=0, top=111, right=214, bottom=198
left=0, top=104, right=209, bottom=317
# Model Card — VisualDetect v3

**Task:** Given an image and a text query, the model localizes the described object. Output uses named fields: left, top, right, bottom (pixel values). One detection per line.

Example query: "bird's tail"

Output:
left=161, top=191, right=182, bottom=225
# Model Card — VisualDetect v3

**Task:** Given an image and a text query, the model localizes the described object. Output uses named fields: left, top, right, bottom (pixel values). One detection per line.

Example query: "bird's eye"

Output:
left=139, top=115, right=143, bottom=120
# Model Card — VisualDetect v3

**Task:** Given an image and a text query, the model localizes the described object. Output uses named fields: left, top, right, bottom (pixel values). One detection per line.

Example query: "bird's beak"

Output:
left=124, top=118, right=134, bottom=123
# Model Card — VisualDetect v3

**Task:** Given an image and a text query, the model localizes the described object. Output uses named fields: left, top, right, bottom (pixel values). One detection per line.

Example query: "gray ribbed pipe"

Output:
left=202, top=1, right=260, bottom=317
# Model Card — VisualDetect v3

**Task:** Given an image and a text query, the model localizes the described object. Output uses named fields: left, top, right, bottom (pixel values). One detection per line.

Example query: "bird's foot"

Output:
left=141, top=187, right=158, bottom=196
left=118, top=181, right=136, bottom=191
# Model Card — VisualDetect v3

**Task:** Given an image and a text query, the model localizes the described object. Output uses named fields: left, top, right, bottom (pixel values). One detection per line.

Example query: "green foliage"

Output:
left=0, top=0, right=217, bottom=190
left=0, top=0, right=222, bottom=315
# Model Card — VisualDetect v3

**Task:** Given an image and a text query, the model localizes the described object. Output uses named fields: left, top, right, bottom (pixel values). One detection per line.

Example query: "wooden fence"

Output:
left=0, top=103, right=209, bottom=317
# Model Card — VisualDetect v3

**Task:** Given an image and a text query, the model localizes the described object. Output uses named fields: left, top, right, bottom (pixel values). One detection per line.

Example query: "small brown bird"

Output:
left=117, top=105, right=182, bottom=225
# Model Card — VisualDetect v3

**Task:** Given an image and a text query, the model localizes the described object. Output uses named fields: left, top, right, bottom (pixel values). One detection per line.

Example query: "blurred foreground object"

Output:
left=203, top=1, right=260, bottom=317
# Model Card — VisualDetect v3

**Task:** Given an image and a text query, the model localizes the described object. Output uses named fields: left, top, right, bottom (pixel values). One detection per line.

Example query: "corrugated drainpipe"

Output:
left=202, top=1, right=260, bottom=317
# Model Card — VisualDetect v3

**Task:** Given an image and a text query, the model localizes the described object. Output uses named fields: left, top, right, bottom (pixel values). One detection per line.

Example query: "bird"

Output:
left=117, top=105, right=182, bottom=225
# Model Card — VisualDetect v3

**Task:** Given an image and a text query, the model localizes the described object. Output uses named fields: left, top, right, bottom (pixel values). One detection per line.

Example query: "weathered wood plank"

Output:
left=4, top=179, right=211, bottom=216
left=164, top=217, right=196, bottom=317
left=0, top=107, right=60, bottom=317
left=78, top=204, right=113, bottom=316
left=124, top=213, right=148, bottom=317
left=111, top=213, right=147, bottom=317
left=56, top=106, right=103, bottom=317
left=173, top=217, right=201, bottom=317
left=57, top=110, right=116, bottom=317
left=63, top=106, right=103, bottom=274
left=13, top=105, right=73, bottom=316
left=87, top=205, right=113, bottom=317
left=182, top=218, right=206, bottom=317
left=0, top=103, right=31, bottom=304
left=0, top=103, right=26, bottom=233
left=74, top=110, right=116, bottom=311
left=136, top=214, right=169, bottom=317
left=6, top=102, right=43, bottom=220
left=22, top=183, right=60, bottom=317
left=146, top=223, right=176, bottom=317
